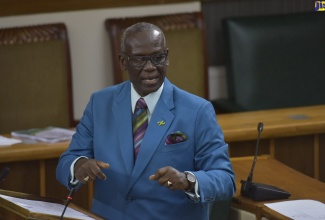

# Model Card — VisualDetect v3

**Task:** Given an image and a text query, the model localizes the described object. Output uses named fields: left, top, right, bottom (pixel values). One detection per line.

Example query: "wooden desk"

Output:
left=0, top=136, right=68, bottom=163
left=218, top=105, right=325, bottom=182
left=0, top=189, right=103, bottom=220
left=0, top=138, right=92, bottom=211
left=1, top=105, right=324, bottom=212
left=231, top=156, right=325, bottom=220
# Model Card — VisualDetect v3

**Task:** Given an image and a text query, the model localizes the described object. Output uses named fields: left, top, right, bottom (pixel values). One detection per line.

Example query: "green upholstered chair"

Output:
left=0, top=23, right=75, bottom=133
left=105, top=12, right=209, bottom=100
left=212, top=12, right=325, bottom=113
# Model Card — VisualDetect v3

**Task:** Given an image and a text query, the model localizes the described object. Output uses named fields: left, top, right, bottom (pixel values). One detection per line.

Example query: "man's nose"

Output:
left=143, top=59, right=156, bottom=70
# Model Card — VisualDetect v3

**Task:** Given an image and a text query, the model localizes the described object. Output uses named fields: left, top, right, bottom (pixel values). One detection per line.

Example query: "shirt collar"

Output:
left=131, top=82, right=164, bottom=117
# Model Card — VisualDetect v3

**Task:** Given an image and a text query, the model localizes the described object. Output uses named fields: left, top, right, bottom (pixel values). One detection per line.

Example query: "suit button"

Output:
left=127, top=196, right=133, bottom=202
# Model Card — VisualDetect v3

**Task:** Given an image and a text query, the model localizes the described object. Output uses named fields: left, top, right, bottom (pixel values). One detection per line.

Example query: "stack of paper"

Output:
left=265, top=199, right=325, bottom=220
left=11, top=127, right=75, bottom=143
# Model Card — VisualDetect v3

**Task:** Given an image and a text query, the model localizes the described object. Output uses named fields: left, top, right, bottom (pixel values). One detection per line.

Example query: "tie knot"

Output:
left=136, top=98, right=147, bottom=110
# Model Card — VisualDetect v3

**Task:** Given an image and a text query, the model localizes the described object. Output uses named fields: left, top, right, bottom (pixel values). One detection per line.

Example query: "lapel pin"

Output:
left=157, top=120, right=166, bottom=126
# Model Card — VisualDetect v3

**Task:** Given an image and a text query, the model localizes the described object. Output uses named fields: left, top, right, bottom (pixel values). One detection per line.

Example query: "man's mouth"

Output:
left=143, top=77, right=158, bottom=84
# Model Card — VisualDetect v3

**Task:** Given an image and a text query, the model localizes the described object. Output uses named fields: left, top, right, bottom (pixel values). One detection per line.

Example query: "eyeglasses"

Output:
left=124, top=52, right=168, bottom=67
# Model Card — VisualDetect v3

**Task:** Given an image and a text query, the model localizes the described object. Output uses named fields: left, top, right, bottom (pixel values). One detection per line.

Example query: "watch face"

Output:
left=187, top=173, right=196, bottom=183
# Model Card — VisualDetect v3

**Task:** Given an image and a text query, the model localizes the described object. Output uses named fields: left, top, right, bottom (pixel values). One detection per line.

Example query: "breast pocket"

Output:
left=161, top=140, right=190, bottom=153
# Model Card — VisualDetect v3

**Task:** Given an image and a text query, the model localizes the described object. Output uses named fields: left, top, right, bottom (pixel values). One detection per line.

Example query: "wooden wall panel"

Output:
left=0, top=161, right=40, bottom=195
left=320, top=134, right=325, bottom=182
left=0, top=0, right=196, bottom=17
left=274, top=136, right=314, bottom=178
left=228, top=139, right=270, bottom=157
left=228, top=135, right=321, bottom=183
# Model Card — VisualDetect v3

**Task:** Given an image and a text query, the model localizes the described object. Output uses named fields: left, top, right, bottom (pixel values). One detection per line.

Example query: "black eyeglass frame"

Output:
left=123, top=51, right=169, bottom=67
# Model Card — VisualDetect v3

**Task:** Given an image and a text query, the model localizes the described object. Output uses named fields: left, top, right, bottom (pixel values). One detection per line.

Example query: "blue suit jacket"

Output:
left=56, top=78, right=235, bottom=220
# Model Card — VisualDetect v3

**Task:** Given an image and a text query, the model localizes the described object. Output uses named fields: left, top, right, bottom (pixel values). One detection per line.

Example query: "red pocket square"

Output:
left=165, top=131, right=187, bottom=144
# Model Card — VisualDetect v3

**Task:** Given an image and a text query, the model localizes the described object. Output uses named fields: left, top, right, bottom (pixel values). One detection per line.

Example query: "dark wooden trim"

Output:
left=0, top=0, right=198, bottom=17
left=0, top=23, right=66, bottom=45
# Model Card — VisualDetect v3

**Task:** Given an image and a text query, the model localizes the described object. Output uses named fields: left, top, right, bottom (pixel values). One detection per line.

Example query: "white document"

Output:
left=265, top=199, right=325, bottom=220
left=0, top=194, right=95, bottom=220
left=0, top=135, right=22, bottom=146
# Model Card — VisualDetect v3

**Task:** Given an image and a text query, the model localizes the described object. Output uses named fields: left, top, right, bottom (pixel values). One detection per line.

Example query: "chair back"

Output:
left=0, top=23, right=74, bottom=133
left=213, top=12, right=325, bottom=112
left=105, top=12, right=209, bottom=99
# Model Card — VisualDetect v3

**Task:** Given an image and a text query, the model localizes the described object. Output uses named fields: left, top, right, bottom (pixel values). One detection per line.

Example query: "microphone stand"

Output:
left=240, top=122, right=291, bottom=201
left=242, top=123, right=262, bottom=192
left=60, top=183, right=81, bottom=220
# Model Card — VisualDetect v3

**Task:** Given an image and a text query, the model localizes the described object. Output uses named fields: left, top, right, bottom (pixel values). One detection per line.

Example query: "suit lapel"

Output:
left=113, top=82, right=134, bottom=175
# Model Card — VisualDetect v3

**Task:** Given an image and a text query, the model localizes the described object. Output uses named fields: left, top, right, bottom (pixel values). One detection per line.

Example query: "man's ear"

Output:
left=119, top=54, right=127, bottom=71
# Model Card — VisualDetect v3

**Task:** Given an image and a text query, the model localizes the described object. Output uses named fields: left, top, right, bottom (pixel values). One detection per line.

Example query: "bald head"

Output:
left=120, top=22, right=166, bottom=52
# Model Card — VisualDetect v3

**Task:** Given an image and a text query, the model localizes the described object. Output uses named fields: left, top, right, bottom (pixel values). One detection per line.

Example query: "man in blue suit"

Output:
left=56, top=22, right=235, bottom=220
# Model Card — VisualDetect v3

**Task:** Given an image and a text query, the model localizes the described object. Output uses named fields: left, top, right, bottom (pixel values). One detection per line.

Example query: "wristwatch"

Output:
left=184, top=171, right=196, bottom=192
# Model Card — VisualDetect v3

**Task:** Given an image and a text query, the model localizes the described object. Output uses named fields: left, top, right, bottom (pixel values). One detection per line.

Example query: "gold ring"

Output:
left=167, top=181, right=173, bottom=187
left=84, top=176, right=89, bottom=182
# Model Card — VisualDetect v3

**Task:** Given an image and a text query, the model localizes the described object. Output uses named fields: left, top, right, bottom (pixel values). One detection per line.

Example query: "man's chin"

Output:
left=140, top=84, right=161, bottom=96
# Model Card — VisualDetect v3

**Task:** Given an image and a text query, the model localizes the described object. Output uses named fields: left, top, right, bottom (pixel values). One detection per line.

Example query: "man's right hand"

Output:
left=74, top=158, right=110, bottom=184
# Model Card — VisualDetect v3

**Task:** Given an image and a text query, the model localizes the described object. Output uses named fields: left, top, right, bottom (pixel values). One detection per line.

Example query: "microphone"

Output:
left=60, top=182, right=82, bottom=220
left=241, top=122, right=263, bottom=192
left=240, top=122, right=291, bottom=201
left=0, top=167, right=10, bottom=181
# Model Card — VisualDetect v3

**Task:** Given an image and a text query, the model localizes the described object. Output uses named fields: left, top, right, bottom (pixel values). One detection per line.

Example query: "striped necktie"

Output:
left=132, top=98, right=148, bottom=158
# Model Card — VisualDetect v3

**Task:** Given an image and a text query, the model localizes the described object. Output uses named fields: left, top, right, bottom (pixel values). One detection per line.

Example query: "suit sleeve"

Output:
left=56, top=94, right=95, bottom=189
left=192, top=101, right=236, bottom=203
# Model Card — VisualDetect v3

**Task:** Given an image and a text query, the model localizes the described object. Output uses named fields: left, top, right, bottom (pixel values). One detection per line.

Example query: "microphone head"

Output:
left=257, top=122, right=264, bottom=132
